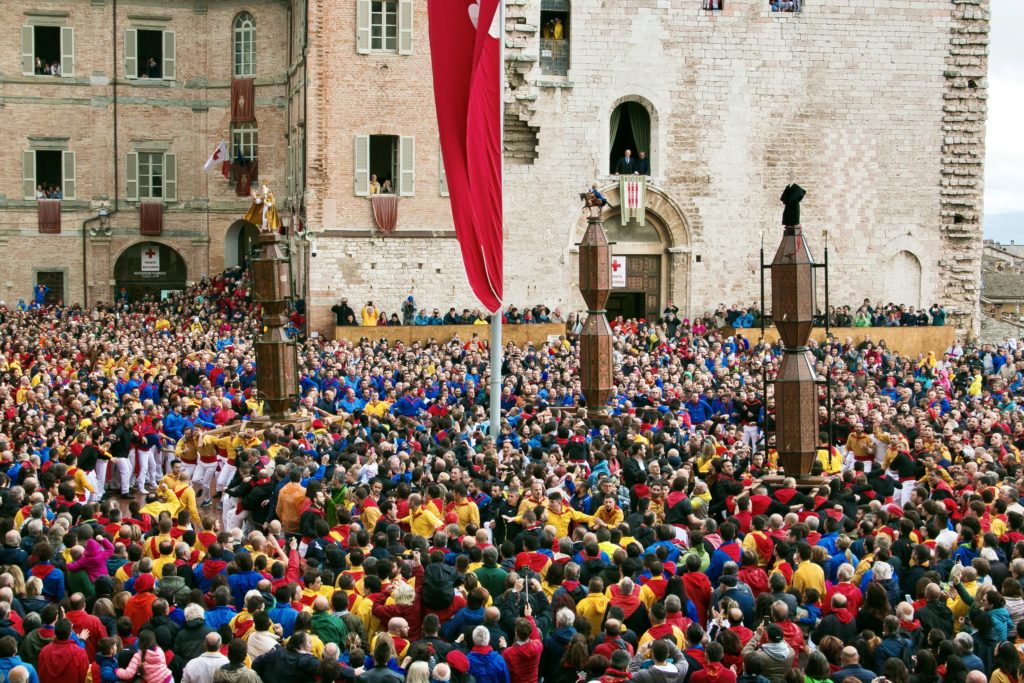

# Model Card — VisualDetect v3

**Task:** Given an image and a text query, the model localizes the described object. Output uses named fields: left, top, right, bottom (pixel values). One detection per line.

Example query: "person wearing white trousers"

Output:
left=135, top=444, right=161, bottom=491
left=87, top=460, right=108, bottom=503
left=112, top=455, right=134, bottom=497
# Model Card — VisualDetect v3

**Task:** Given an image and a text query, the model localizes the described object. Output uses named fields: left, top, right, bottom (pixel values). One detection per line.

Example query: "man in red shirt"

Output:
left=64, top=593, right=107, bottom=662
left=36, top=619, right=89, bottom=683
left=500, top=604, right=542, bottom=683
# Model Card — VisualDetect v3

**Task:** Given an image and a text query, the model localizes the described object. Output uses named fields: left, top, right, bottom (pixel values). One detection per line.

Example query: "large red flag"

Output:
left=428, top=0, right=504, bottom=314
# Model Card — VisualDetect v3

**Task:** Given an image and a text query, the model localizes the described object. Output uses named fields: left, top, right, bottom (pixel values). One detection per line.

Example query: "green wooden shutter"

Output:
left=62, top=151, right=76, bottom=200
left=60, top=27, right=74, bottom=77
left=398, top=0, right=413, bottom=55
left=163, top=152, right=177, bottom=201
left=162, top=30, right=176, bottom=80
left=21, top=26, right=34, bottom=76
left=125, top=151, right=138, bottom=201
left=399, top=135, right=415, bottom=196
left=356, top=0, right=371, bottom=54
left=124, top=29, right=137, bottom=79
left=23, top=150, right=36, bottom=200
left=354, top=135, right=370, bottom=196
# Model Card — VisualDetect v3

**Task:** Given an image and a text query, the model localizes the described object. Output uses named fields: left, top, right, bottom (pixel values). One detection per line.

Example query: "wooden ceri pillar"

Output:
left=770, top=185, right=819, bottom=477
left=250, top=231, right=299, bottom=420
left=577, top=215, right=614, bottom=416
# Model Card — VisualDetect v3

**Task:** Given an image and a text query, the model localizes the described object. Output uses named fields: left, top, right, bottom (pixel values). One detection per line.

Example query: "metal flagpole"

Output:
left=488, top=0, right=505, bottom=440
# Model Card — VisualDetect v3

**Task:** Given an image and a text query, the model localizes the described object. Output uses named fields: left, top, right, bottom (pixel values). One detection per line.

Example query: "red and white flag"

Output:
left=428, top=0, right=503, bottom=314
left=203, top=139, right=229, bottom=178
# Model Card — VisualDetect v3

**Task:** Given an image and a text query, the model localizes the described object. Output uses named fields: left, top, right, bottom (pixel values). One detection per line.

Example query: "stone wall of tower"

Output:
left=262, top=0, right=987, bottom=338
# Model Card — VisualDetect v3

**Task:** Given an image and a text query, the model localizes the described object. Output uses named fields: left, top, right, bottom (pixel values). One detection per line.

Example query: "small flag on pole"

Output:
left=204, top=140, right=229, bottom=177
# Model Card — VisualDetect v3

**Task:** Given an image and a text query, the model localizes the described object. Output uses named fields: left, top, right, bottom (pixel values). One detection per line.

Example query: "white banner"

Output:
left=611, top=256, right=626, bottom=288
left=141, top=246, right=160, bottom=273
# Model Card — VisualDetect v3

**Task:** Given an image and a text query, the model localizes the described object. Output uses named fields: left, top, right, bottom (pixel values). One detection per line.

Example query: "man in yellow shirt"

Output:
left=816, top=433, right=843, bottom=476
left=846, top=423, right=875, bottom=472
left=451, top=485, right=480, bottom=532
left=948, top=566, right=979, bottom=631
left=791, top=542, right=825, bottom=596
left=575, top=577, right=610, bottom=634
left=401, top=493, right=443, bottom=538
left=539, top=493, right=595, bottom=539
left=595, top=495, right=624, bottom=528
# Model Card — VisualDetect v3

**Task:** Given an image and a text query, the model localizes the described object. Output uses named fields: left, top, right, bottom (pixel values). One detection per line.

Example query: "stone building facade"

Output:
left=2, top=0, right=988, bottom=339
left=304, top=0, right=989, bottom=337
left=0, top=0, right=305, bottom=307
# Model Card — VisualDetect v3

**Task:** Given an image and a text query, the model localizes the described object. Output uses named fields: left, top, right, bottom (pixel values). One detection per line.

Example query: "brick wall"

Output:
left=305, top=0, right=988, bottom=338
left=0, top=0, right=294, bottom=304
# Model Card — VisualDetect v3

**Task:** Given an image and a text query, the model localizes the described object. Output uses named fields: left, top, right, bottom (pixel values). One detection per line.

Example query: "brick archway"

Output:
left=572, top=184, right=693, bottom=317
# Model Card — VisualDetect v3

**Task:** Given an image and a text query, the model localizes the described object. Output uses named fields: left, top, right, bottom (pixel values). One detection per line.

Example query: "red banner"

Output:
left=428, top=0, right=503, bottom=313
left=371, top=195, right=399, bottom=234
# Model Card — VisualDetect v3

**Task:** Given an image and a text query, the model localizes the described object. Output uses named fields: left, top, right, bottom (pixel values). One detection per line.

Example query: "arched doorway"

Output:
left=609, top=101, right=651, bottom=174
left=225, top=220, right=260, bottom=269
left=601, top=213, right=668, bottom=320
left=114, top=242, right=187, bottom=303
left=888, top=250, right=922, bottom=308
left=572, top=185, right=692, bottom=319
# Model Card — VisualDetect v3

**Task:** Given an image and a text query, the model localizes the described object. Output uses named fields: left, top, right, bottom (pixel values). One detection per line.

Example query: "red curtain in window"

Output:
left=140, top=202, right=163, bottom=236
left=231, top=78, right=256, bottom=123
left=37, top=200, right=61, bottom=234
left=371, top=195, right=399, bottom=234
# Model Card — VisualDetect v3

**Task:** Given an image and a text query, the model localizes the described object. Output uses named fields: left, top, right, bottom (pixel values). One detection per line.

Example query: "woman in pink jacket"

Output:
left=117, top=631, right=174, bottom=683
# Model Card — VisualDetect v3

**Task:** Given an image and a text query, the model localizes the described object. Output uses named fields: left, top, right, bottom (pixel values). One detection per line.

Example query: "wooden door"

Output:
left=624, top=255, right=661, bottom=319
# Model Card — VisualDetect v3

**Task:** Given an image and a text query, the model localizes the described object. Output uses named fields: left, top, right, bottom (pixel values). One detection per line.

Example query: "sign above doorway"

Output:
left=611, top=256, right=626, bottom=288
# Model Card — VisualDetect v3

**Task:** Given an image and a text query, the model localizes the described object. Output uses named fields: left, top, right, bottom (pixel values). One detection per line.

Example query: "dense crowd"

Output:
left=0, top=267, right=1022, bottom=683
left=331, top=298, right=563, bottom=327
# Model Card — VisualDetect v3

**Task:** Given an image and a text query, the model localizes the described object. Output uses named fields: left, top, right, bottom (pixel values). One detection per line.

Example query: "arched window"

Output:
left=233, top=12, right=256, bottom=77
left=609, top=101, right=652, bottom=175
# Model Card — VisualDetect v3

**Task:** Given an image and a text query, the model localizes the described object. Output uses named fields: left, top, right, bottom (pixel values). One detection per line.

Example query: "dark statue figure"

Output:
left=780, top=183, right=806, bottom=226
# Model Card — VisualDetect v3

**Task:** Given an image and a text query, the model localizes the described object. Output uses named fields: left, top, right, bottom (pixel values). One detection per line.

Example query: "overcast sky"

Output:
left=984, top=0, right=1024, bottom=222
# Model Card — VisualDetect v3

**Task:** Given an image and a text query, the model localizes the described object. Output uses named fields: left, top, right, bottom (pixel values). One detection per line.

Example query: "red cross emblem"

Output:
left=145, top=249, right=156, bottom=258
left=611, top=260, right=622, bottom=272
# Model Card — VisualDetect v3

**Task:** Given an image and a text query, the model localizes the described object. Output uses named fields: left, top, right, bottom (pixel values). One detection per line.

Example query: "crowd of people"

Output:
left=34, top=58, right=62, bottom=76
left=707, top=301, right=948, bottom=330
left=332, top=298, right=564, bottom=327
left=34, top=186, right=64, bottom=200
left=0, top=265, right=1023, bottom=683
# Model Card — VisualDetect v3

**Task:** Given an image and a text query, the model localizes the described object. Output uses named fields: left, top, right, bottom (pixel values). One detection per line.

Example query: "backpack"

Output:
left=422, top=563, right=456, bottom=610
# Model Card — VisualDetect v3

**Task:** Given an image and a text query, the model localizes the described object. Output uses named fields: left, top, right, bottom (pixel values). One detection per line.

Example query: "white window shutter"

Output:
left=439, top=150, right=448, bottom=197
left=62, top=151, right=76, bottom=200
left=125, top=151, right=138, bottom=201
left=163, top=30, right=176, bottom=80
left=355, top=0, right=371, bottom=54
left=124, top=29, right=137, bottom=79
left=353, top=135, right=370, bottom=196
left=60, top=27, right=74, bottom=77
left=23, top=151, right=36, bottom=200
left=164, top=153, right=177, bottom=201
left=21, top=26, right=34, bottom=76
left=398, top=0, right=413, bottom=55
left=399, top=135, right=415, bottom=196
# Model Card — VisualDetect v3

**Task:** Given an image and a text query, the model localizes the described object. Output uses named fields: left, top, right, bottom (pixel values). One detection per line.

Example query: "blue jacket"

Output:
left=205, top=605, right=237, bottom=630
left=467, top=647, right=511, bottom=683
left=268, top=605, right=300, bottom=638
left=97, top=654, right=119, bottom=683
left=228, top=570, right=263, bottom=609
left=874, top=634, right=912, bottom=670
left=0, top=655, right=39, bottom=683
left=441, top=606, right=484, bottom=642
